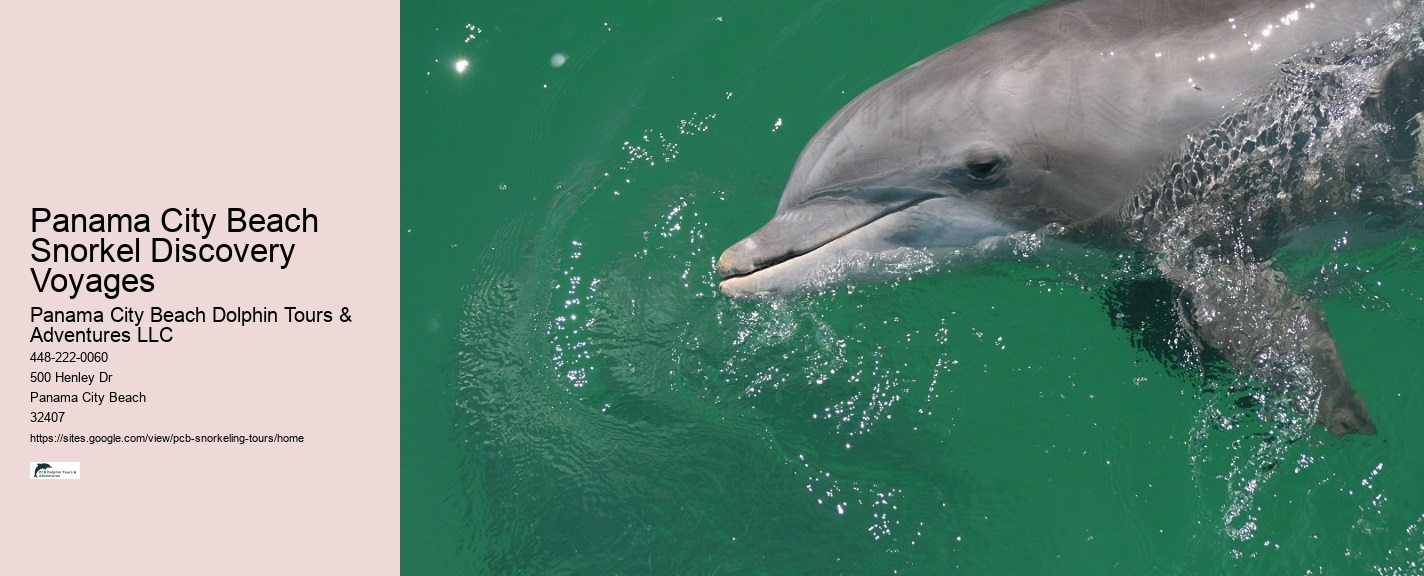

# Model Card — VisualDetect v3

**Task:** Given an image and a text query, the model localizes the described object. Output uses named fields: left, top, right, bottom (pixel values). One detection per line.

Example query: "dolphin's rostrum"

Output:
left=719, top=0, right=1424, bottom=435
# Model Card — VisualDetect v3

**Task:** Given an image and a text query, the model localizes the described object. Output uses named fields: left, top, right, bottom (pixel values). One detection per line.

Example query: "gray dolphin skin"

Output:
left=718, top=0, right=1424, bottom=434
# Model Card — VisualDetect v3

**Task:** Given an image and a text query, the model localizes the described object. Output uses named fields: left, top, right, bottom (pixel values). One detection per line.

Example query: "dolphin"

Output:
left=718, top=0, right=1424, bottom=434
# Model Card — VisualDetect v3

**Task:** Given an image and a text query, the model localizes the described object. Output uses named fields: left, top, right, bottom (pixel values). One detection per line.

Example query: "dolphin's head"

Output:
left=720, top=53, right=1095, bottom=297
left=717, top=14, right=1181, bottom=298
left=716, top=131, right=1032, bottom=297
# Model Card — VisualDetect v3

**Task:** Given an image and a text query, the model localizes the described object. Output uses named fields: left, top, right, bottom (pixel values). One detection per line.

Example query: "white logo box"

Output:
left=30, top=462, right=80, bottom=480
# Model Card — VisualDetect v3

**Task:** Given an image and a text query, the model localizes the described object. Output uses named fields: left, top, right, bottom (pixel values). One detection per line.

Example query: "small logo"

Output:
left=30, top=461, right=80, bottom=480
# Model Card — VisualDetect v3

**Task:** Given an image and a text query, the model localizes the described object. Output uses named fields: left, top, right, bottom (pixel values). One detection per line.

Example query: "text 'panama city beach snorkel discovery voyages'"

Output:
left=30, top=207, right=317, bottom=299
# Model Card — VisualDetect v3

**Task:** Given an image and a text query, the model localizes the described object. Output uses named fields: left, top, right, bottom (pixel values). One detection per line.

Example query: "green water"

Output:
left=401, top=1, right=1424, bottom=573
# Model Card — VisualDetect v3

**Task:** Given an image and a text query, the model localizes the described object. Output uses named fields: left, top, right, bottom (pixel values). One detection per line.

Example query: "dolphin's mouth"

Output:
left=715, top=193, right=940, bottom=295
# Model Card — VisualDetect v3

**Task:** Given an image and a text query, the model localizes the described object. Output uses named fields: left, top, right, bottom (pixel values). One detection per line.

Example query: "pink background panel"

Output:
left=1, top=2, right=399, bottom=573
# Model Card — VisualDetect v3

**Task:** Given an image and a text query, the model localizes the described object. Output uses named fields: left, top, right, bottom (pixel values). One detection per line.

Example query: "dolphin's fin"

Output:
left=1157, top=255, right=1375, bottom=435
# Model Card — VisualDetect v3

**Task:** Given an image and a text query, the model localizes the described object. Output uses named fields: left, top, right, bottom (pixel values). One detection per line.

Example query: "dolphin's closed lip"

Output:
left=716, top=192, right=940, bottom=290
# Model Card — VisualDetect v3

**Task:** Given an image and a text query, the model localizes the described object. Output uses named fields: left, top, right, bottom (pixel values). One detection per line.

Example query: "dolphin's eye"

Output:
left=965, top=159, right=1002, bottom=181
left=939, top=149, right=1010, bottom=188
